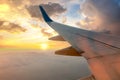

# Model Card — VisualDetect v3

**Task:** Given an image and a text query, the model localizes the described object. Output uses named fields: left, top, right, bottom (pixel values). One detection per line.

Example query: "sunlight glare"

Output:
left=0, top=4, right=10, bottom=12
left=40, top=43, right=49, bottom=50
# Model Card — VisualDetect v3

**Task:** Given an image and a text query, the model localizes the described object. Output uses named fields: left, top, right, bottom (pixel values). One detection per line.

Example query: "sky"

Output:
left=0, top=0, right=120, bottom=50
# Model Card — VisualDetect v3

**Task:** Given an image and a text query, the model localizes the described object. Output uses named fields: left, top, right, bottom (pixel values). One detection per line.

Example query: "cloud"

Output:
left=26, top=3, right=66, bottom=20
left=0, top=35, right=4, bottom=39
left=28, top=0, right=61, bottom=5
left=0, top=21, right=26, bottom=33
left=41, top=28, right=52, bottom=37
left=41, top=3, right=66, bottom=16
left=78, top=0, right=120, bottom=35
left=85, top=0, right=120, bottom=23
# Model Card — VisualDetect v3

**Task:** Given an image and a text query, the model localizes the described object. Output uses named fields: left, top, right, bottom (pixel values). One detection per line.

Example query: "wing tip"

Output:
left=39, top=6, right=53, bottom=22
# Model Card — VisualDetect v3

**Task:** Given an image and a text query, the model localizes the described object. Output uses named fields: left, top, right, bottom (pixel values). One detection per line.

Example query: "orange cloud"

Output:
left=0, top=21, right=26, bottom=33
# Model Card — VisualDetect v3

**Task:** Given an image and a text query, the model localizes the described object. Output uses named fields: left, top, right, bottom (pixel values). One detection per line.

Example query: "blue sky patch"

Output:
left=66, top=4, right=80, bottom=19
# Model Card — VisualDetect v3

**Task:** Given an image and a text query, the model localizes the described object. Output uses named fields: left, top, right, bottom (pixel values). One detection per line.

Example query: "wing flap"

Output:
left=55, top=46, right=84, bottom=56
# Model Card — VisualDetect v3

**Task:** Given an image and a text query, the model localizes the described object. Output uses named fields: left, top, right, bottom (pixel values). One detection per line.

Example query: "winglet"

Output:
left=39, top=6, right=53, bottom=22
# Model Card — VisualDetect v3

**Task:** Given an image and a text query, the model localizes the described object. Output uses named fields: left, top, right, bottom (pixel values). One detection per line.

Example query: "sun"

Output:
left=0, top=4, right=10, bottom=12
left=40, top=43, right=49, bottom=50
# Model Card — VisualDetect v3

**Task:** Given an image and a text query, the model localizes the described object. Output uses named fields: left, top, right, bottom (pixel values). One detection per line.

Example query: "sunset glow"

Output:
left=0, top=2, right=59, bottom=50
left=40, top=43, right=49, bottom=50
left=0, top=4, right=10, bottom=12
left=0, top=0, right=88, bottom=50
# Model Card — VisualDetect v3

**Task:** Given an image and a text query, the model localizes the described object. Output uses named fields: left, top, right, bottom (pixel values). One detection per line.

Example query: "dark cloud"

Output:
left=0, top=21, right=4, bottom=26
left=26, top=5, right=41, bottom=18
left=28, top=0, right=61, bottom=5
left=0, top=21, right=26, bottom=33
left=80, top=0, right=120, bottom=36
left=76, top=22, right=83, bottom=27
left=26, top=3, right=66, bottom=20
left=40, top=3, right=66, bottom=16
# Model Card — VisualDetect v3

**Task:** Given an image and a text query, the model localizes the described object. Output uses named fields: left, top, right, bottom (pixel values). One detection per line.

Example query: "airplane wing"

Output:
left=39, top=6, right=120, bottom=80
